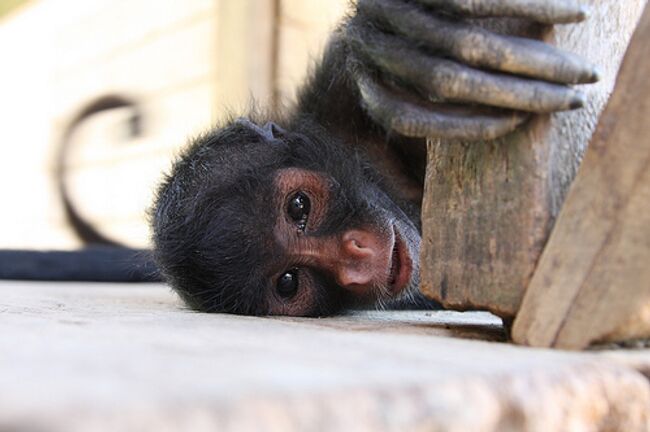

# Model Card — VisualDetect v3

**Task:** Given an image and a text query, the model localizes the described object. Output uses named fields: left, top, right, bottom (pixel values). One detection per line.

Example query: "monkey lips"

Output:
left=386, top=228, right=413, bottom=296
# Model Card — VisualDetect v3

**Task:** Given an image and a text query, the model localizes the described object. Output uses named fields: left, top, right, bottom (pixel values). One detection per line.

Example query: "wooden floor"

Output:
left=1, top=281, right=649, bottom=431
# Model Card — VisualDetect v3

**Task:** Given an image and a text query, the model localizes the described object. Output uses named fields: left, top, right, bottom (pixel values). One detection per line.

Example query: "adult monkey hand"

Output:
left=345, top=0, right=599, bottom=140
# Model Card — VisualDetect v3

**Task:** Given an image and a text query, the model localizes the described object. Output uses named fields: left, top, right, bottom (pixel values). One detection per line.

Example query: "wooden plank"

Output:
left=512, top=3, right=650, bottom=349
left=420, top=0, right=647, bottom=318
left=1, top=282, right=650, bottom=431
left=276, top=0, right=349, bottom=101
left=214, top=0, right=277, bottom=112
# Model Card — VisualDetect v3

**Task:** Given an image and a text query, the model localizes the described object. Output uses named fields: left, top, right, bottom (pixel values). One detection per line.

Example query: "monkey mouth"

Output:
left=387, top=229, right=412, bottom=295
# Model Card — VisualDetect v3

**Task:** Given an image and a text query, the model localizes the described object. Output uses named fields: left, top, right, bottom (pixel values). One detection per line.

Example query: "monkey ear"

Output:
left=234, top=118, right=285, bottom=141
left=264, top=122, right=286, bottom=139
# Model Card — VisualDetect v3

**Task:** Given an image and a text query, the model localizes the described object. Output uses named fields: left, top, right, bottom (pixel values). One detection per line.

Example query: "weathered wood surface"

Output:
left=512, top=4, right=650, bottom=350
left=1, top=282, right=650, bottom=431
left=420, top=0, right=647, bottom=317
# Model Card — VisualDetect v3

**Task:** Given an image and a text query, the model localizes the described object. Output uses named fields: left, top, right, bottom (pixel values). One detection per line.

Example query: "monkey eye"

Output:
left=276, top=269, right=299, bottom=299
left=287, top=192, right=310, bottom=230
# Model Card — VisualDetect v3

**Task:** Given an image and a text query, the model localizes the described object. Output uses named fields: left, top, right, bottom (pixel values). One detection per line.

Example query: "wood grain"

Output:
left=512, top=3, right=650, bottom=349
left=420, top=0, right=647, bottom=318
left=1, top=282, right=649, bottom=431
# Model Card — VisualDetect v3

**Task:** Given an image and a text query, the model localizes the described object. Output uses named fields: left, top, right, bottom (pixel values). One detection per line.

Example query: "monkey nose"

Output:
left=341, top=231, right=378, bottom=260
left=334, top=231, right=386, bottom=290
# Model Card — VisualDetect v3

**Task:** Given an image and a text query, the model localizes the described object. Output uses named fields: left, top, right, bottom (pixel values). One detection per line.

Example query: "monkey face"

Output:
left=152, top=117, right=422, bottom=316
left=265, top=168, right=421, bottom=316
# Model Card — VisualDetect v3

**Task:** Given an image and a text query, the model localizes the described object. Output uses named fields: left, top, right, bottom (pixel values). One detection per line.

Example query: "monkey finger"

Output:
left=351, top=64, right=528, bottom=140
left=347, top=26, right=585, bottom=112
left=414, top=0, right=588, bottom=24
left=357, top=0, right=600, bottom=85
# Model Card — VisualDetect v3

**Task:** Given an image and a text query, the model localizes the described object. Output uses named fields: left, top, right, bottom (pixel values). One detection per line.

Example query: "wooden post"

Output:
left=512, top=3, right=650, bottom=349
left=215, top=0, right=277, bottom=111
left=419, top=0, right=647, bottom=318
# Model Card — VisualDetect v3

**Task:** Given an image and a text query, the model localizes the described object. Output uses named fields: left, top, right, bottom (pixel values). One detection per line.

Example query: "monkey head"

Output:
left=151, top=117, right=421, bottom=316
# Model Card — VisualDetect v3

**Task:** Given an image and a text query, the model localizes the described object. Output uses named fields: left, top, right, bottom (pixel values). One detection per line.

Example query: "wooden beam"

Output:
left=214, top=0, right=278, bottom=112
left=512, top=3, right=650, bottom=349
left=419, top=0, right=647, bottom=318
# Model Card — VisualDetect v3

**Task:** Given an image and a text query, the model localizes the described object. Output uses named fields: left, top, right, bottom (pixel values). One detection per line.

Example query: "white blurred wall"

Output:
left=0, top=0, right=349, bottom=249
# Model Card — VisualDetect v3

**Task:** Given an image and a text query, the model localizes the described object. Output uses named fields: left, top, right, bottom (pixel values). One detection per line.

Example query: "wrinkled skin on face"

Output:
left=267, top=168, right=421, bottom=315
left=151, top=0, right=599, bottom=316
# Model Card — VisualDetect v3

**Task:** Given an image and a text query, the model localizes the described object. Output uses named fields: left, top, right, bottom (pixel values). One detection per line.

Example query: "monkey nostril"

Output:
left=336, top=232, right=385, bottom=291
left=343, top=237, right=375, bottom=259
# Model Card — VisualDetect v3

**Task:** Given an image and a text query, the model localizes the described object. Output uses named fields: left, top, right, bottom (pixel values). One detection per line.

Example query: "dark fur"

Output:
left=151, top=20, right=431, bottom=316
left=152, top=112, right=421, bottom=314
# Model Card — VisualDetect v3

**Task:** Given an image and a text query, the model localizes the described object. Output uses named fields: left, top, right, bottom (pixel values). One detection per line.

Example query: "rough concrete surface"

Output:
left=0, top=282, right=649, bottom=431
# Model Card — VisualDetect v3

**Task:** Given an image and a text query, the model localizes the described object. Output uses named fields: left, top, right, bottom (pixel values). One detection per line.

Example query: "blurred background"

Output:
left=0, top=0, right=349, bottom=250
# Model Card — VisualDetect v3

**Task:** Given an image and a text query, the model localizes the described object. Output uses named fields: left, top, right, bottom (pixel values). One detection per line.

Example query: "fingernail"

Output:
left=589, top=66, right=603, bottom=83
left=577, top=5, right=590, bottom=21
left=570, top=93, right=586, bottom=110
